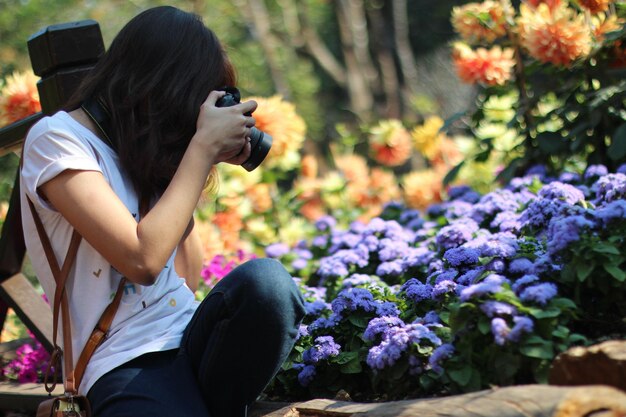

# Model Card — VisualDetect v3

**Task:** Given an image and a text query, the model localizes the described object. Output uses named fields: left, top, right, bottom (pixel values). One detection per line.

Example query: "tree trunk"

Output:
left=237, top=0, right=292, bottom=98
left=249, top=384, right=626, bottom=417
left=392, top=0, right=420, bottom=116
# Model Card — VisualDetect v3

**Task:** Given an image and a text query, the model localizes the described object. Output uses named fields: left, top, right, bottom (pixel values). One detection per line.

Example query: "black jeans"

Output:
left=87, top=258, right=305, bottom=417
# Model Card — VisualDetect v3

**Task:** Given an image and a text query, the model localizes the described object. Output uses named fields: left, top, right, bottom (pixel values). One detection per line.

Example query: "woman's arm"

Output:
left=38, top=91, right=256, bottom=285
left=175, top=220, right=203, bottom=293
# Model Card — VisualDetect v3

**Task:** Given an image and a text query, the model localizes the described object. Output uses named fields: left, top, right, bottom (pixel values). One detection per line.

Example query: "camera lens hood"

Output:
left=242, top=129, right=272, bottom=172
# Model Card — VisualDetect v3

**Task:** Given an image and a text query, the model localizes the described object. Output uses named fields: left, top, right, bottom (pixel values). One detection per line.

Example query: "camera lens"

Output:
left=241, top=128, right=272, bottom=172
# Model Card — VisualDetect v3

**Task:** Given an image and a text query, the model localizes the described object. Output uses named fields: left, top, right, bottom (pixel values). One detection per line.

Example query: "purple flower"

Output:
left=470, top=189, right=521, bottom=224
left=378, top=238, right=410, bottom=261
left=490, top=211, right=522, bottom=233
left=448, top=185, right=481, bottom=203
left=508, top=316, right=534, bottom=342
left=428, top=343, right=455, bottom=373
left=457, top=268, right=483, bottom=285
left=546, top=215, right=595, bottom=255
left=491, top=317, right=510, bottom=346
left=296, top=324, right=309, bottom=341
left=312, top=235, right=329, bottom=248
left=304, top=300, right=331, bottom=317
left=592, top=173, right=626, bottom=204
left=422, top=311, right=441, bottom=325
left=291, top=258, right=308, bottom=271
left=401, top=279, right=434, bottom=303
left=363, top=316, right=405, bottom=341
left=342, top=274, right=377, bottom=289
left=465, top=232, right=519, bottom=259
left=376, top=260, right=405, bottom=277
left=403, top=247, right=437, bottom=269
left=511, top=274, right=540, bottom=293
left=376, top=301, right=400, bottom=317
left=432, top=280, right=457, bottom=298
left=435, top=219, right=479, bottom=251
left=618, top=164, right=626, bottom=175
left=444, top=246, right=480, bottom=267
left=331, top=288, right=377, bottom=315
left=480, top=301, right=517, bottom=317
left=519, top=282, right=558, bottom=305
left=559, top=171, right=581, bottom=184
left=303, top=336, right=341, bottom=364
left=265, top=243, right=290, bottom=258
left=538, top=181, right=585, bottom=204
left=508, top=258, right=535, bottom=275
left=297, top=364, right=316, bottom=386
left=594, top=200, right=626, bottom=225
left=317, top=256, right=350, bottom=278
left=308, top=314, right=340, bottom=333
left=366, top=323, right=441, bottom=370
left=584, top=164, right=608, bottom=181
left=315, top=215, right=337, bottom=231
left=460, top=274, right=507, bottom=301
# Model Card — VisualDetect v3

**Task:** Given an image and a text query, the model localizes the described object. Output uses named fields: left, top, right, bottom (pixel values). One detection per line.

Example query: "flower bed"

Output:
left=259, top=164, right=626, bottom=402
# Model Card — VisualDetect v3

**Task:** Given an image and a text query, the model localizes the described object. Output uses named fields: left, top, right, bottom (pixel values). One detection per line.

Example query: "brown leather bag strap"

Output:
left=26, top=195, right=125, bottom=394
left=27, top=197, right=80, bottom=391
left=73, top=276, right=127, bottom=388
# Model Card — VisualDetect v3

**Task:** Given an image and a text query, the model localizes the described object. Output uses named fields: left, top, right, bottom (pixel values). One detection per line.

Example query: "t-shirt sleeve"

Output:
left=21, top=118, right=102, bottom=211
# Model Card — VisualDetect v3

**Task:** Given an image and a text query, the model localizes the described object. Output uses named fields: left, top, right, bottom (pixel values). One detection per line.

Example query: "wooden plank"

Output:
left=0, top=273, right=53, bottom=352
left=549, top=339, right=626, bottom=392
left=0, top=112, right=41, bottom=157
left=0, top=382, right=61, bottom=413
left=252, top=385, right=626, bottom=417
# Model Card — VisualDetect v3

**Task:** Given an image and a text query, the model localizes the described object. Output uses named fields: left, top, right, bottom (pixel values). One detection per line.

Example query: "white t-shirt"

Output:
left=20, top=111, right=198, bottom=394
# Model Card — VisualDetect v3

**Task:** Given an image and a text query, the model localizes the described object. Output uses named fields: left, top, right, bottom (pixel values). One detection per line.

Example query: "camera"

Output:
left=215, top=86, right=272, bottom=172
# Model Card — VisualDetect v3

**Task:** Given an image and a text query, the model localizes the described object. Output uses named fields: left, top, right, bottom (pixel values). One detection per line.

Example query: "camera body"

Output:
left=215, top=87, right=272, bottom=172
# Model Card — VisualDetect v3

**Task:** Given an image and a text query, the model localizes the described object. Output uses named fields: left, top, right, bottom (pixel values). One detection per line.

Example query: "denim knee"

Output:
left=223, top=258, right=305, bottom=321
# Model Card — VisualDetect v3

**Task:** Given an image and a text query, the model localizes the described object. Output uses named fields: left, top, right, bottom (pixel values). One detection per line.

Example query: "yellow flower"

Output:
left=411, top=116, right=444, bottom=160
left=279, top=217, right=313, bottom=247
left=452, top=43, right=516, bottom=86
left=592, top=13, right=624, bottom=43
left=451, top=1, right=508, bottom=44
left=517, top=3, right=592, bottom=66
left=368, top=119, right=412, bottom=167
left=245, top=218, right=277, bottom=245
left=579, top=0, right=613, bottom=14
left=0, top=70, right=41, bottom=126
left=246, top=95, right=306, bottom=171
left=525, top=0, right=563, bottom=11
left=402, top=170, right=444, bottom=210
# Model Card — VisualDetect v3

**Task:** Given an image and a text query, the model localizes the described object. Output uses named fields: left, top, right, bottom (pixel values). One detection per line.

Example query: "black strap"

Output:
left=81, top=96, right=116, bottom=151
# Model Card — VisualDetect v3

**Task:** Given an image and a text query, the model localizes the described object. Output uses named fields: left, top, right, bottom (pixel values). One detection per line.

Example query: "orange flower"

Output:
left=517, top=3, right=592, bottom=66
left=579, top=0, right=612, bottom=14
left=592, top=13, right=624, bottom=43
left=525, top=0, right=562, bottom=11
left=0, top=70, right=41, bottom=126
left=212, top=210, right=243, bottom=253
left=368, top=119, right=412, bottom=167
left=247, top=183, right=273, bottom=213
left=335, top=153, right=369, bottom=185
left=299, top=197, right=326, bottom=221
left=246, top=95, right=306, bottom=171
left=402, top=170, right=443, bottom=210
left=451, top=1, right=508, bottom=44
left=452, top=43, right=516, bottom=86
left=301, top=154, right=318, bottom=178
left=430, top=137, right=464, bottom=171
left=411, top=116, right=444, bottom=160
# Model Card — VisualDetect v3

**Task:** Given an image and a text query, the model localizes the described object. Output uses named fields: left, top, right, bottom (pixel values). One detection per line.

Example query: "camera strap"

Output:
left=81, top=96, right=116, bottom=151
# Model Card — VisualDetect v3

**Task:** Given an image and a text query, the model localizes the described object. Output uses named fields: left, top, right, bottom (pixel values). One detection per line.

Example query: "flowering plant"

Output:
left=447, top=0, right=626, bottom=182
left=262, top=164, right=625, bottom=401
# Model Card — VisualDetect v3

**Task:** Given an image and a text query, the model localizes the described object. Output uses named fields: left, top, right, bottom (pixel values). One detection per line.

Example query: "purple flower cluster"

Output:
left=490, top=316, right=534, bottom=346
left=365, top=321, right=442, bottom=370
left=2, top=340, right=49, bottom=383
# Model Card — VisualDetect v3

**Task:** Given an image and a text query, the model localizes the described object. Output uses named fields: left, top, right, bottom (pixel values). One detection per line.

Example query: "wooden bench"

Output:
left=0, top=20, right=104, bottom=412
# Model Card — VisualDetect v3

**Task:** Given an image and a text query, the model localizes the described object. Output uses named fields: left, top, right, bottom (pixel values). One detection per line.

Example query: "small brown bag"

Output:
left=27, top=197, right=125, bottom=417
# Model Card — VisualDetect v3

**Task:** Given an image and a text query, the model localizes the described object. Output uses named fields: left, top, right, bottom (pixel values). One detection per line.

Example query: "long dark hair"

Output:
left=66, top=6, right=236, bottom=212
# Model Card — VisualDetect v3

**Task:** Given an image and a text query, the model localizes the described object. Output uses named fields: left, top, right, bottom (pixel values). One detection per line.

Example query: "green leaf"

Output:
left=334, top=351, right=359, bottom=365
left=520, top=339, right=554, bottom=359
left=609, top=123, right=626, bottom=160
left=348, top=315, right=369, bottom=329
left=339, top=356, right=363, bottom=374
left=528, top=307, right=561, bottom=319
left=593, top=243, right=621, bottom=255
left=536, top=132, right=568, bottom=153
left=448, top=366, right=473, bottom=386
left=603, top=264, right=626, bottom=282
left=443, top=160, right=465, bottom=186
left=576, top=262, right=595, bottom=281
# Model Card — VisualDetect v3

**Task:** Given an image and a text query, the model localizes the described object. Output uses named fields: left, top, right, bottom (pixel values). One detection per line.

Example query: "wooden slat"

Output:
left=0, top=112, right=41, bottom=157
left=0, top=382, right=61, bottom=413
left=0, top=273, right=52, bottom=352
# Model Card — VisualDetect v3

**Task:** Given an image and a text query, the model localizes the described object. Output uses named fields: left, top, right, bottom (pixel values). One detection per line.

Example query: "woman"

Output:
left=20, top=6, right=304, bottom=417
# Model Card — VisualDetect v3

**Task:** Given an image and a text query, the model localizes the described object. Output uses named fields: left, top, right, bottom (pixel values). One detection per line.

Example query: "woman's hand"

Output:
left=193, top=91, right=257, bottom=165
